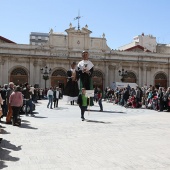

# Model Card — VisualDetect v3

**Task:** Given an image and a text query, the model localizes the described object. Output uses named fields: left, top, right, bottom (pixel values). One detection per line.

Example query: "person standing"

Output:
left=9, top=86, right=23, bottom=126
left=47, top=87, right=53, bottom=109
left=22, top=83, right=33, bottom=116
left=135, top=86, right=141, bottom=108
left=0, top=84, right=8, bottom=117
left=53, top=87, right=60, bottom=108
left=6, top=82, right=14, bottom=123
left=158, top=87, right=164, bottom=111
left=97, top=88, right=103, bottom=111
left=77, top=88, right=89, bottom=121
left=63, top=62, right=79, bottom=105
left=39, top=88, right=43, bottom=99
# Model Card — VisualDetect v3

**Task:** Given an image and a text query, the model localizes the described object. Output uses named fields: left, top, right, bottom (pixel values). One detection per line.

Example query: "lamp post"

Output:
left=118, top=69, right=128, bottom=82
left=40, top=66, right=52, bottom=89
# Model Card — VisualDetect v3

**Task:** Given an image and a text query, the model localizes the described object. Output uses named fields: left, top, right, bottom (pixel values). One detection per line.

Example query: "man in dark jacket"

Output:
left=123, top=87, right=130, bottom=106
left=22, top=83, right=33, bottom=116
left=0, top=84, right=8, bottom=117
left=158, top=87, right=163, bottom=111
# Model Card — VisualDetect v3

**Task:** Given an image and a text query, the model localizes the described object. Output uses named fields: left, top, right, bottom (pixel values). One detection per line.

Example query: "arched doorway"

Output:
left=51, top=69, right=67, bottom=91
left=123, top=72, right=137, bottom=83
left=92, top=70, right=103, bottom=91
left=154, top=72, right=167, bottom=88
left=10, top=67, right=28, bottom=85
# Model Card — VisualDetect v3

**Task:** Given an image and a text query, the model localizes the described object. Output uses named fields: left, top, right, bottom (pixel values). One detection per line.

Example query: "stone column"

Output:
left=143, top=65, right=147, bottom=86
left=0, top=59, right=2, bottom=85
left=33, top=60, right=40, bottom=86
left=29, top=58, right=34, bottom=86
left=138, top=66, right=142, bottom=87
left=168, top=58, right=170, bottom=87
left=146, top=67, right=151, bottom=86
left=105, top=62, right=109, bottom=88
left=108, top=65, right=115, bottom=87
left=0, top=57, right=6, bottom=85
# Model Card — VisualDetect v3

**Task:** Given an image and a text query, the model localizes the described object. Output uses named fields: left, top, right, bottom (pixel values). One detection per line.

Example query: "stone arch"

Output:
left=154, top=72, right=167, bottom=88
left=123, top=71, right=137, bottom=83
left=93, top=70, right=103, bottom=78
left=92, top=69, right=104, bottom=90
left=10, top=67, right=28, bottom=85
left=52, top=69, right=67, bottom=77
left=51, top=68, right=67, bottom=90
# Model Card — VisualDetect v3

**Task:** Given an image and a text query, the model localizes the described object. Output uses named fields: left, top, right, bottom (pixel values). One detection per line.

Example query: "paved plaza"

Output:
left=0, top=99, right=170, bottom=170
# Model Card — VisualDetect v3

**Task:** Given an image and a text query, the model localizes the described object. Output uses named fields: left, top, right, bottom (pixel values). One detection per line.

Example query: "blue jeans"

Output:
left=47, top=95, right=53, bottom=108
left=25, top=99, right=33, bottom=114
left=98, top=98, right=103, bottom=111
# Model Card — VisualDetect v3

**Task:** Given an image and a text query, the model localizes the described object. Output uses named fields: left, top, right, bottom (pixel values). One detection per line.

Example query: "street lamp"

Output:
left=40, top=66, right=52, bottom=89
left=118, top=69, right=128, bottom=82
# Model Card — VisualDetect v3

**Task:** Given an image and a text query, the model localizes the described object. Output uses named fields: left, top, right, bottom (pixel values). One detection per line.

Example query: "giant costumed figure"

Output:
left=63, top=62, right=79, bottom=104
left=77, top=51, right=94, bottom=106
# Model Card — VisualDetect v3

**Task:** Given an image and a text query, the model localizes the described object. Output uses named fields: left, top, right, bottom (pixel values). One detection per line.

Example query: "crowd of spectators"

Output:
left=104, top=85, right=170, bottom=112
left=0, top=82, right=63, bottom=143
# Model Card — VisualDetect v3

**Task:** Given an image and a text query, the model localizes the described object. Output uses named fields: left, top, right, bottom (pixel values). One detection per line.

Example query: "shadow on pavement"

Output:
left=0, top=129, right=10, bottom=135
left=33, top=116, right=47, bottom=119
left=53, top=107, right=69, bottom=110
left=0, top=121, right=8, bottom=125
left=0, top=139, right=21, bottom=169
left=85, top=119, right=112, bottom=124
left=21, top=120, right=30, bottom=123
left=32, top=112, right=39, bottom=114
left=20, top=123, right=38, bottom=130
left=88, top=109, right=126, bottom=114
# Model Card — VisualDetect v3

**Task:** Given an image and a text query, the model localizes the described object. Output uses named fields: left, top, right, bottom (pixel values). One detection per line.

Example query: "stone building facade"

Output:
left=0, top=25, right=170, bottom=91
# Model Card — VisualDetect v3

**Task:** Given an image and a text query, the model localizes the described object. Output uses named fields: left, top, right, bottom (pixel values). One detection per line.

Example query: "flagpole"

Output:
left=74, top=11, right=82, bottom=30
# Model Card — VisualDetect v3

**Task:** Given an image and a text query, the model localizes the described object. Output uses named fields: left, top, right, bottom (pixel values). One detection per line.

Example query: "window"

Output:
left=45, top=37, right=49, bottom=40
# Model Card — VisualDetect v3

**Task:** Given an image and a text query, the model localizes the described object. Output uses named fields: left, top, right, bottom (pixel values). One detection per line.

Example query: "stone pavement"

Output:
left=1, top=99, right=170, bottom=170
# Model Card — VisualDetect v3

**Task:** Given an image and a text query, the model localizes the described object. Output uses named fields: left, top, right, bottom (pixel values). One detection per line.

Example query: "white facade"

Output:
left=1, top=25, right=170, bottom=90
left=119, top=33, right=157, bottom=52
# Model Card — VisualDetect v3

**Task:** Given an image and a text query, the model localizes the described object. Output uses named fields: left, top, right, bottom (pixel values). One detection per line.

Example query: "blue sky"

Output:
left=1, top=0, right=170, bottom=49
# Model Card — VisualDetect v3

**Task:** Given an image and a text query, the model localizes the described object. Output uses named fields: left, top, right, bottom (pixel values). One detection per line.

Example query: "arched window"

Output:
left=92, top=70, right=103, bottom=90
left=155, top=73, right=167, bottom=80
left=11, top=68, right=27, bottom=75
left=10, top=67, right=28, bottom=85
left=52, top=69, right=67, bottom=77
left=51, top=69, right=67, bottom=89
left=92, top=70, right=103, bottom=78
left=154, top=72, right=167, bottom=88
left=124, top=72, right=136, bottom=79
left=123, top=72, right=137, bottom=83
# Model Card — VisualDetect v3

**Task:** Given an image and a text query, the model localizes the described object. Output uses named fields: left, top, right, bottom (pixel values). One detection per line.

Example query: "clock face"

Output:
left=77, top=40, right=80, bottom=44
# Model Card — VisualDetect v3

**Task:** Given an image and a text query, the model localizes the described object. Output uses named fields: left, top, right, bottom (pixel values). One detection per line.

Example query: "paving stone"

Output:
left=1, top=100, right=170, bottom=169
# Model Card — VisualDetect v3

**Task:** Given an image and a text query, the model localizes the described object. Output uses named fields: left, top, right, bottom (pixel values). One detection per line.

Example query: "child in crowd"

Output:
left=77, top=88, right=89, bottom=121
